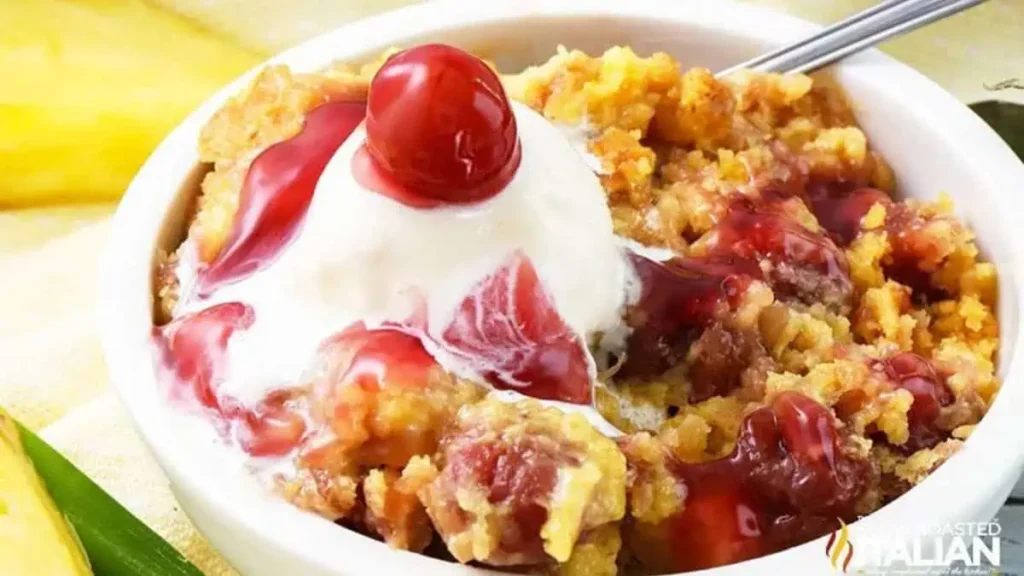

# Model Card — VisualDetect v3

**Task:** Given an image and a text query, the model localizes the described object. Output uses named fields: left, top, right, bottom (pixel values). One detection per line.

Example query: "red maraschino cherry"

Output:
left=361, top=44, right=522, bottom=206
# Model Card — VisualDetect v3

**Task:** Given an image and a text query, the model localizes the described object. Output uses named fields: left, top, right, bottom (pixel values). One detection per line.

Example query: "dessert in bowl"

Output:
left=99, top=1, right=1024, bottom=575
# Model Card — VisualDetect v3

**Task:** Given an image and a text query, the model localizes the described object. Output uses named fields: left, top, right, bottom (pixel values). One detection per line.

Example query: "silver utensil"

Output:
left=719, top=0, right=990, bottom=77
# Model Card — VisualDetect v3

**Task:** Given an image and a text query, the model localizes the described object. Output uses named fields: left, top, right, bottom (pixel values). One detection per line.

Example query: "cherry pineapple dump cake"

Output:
left=153, top=45, right=999, bottom=575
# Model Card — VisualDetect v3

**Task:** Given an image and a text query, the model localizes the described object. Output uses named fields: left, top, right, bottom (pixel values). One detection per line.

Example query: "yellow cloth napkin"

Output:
left=0, top=222, right=109, bottom=430
left=0, top=2, right=1020, bottom=574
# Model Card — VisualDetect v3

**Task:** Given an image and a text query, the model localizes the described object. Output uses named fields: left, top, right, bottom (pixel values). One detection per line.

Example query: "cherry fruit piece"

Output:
left=619, top=251, right=762, bottom=379
left=440, top=251, right=592, bottom=404
left=624, top=393, right=873, bottom=572
left=710, top=197, right=853, bottom=311
left=806, top=182, right=891, bottom=246
left=879, top=353, right=953, bottom=452
left=364, top=44, right=521, bottom=206
left=667, top=490, right=767, bottom=571
left=770, top=391, right=867, bottom=514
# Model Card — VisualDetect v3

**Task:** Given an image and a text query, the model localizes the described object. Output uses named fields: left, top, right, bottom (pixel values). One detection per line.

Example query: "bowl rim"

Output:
left=98, top=0, right=1024, bottom=574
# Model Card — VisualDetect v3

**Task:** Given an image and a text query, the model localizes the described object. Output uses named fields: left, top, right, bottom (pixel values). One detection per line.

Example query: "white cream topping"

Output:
left=175, top=103, right=631, bottom=407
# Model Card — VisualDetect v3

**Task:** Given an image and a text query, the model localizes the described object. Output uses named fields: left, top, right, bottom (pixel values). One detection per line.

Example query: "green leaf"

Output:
left=15, top=421, right=205, bottom=576
left=969, top=100, right=1024, bottom=162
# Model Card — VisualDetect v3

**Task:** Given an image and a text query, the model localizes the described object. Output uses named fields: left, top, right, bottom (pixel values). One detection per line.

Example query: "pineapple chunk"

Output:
left=0, top=0, right=262, bottom=207
left=0, top=408, right=92, bottom=575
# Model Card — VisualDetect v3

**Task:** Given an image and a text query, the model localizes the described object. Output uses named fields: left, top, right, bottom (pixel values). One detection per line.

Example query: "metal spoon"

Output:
left=719, top=0, right=989, bottom=77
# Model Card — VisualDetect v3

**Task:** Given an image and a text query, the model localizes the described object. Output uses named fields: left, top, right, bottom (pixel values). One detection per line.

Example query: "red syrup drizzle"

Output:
left=435, top=251, right=593, bottom=405
left=165, top=99, right=368, bottom=455
left=196, top=100, right=367, bottom=295
left=630, top=392, right=872, bottom=572
left=153, top=303, right=307, bottom=457
left=354, top=44, right=521, bottom=208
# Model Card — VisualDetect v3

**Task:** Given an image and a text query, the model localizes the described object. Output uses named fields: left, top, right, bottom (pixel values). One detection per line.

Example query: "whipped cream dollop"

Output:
left=177, top=103, right=629, bottom=406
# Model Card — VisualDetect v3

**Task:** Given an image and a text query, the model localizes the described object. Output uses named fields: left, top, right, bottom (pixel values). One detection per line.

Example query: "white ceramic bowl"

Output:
left=99, top=1, right=1024, bottom=574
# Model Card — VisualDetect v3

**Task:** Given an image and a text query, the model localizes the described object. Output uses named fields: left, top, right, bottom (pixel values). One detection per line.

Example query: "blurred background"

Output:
left=0, top=1, right=1021, bottom=574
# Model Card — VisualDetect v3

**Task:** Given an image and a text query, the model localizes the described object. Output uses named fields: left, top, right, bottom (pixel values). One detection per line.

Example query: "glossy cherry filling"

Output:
left=620, top=251, right=761, bottom=379
left=709, top=197, right=852, bottom=308
left=804, top=181, right=951, bottom=300
left=197, top=100, right=367, bottom=294
left=805, top=181, right=892, bottom=247
left=446, top=439, right=562, bottom=562
left=874, top=352, right=954, bottom=452
left=153, top=302, right=307, bottom=457
left=881, top=205, right=953, bottom=300
left=627, top=392, right=872, bottom=572
left=358, top=44, right=522, bottom=208
left=436, top=251, right=592, bottom=404
left=316, top=322, right=438, bottom=392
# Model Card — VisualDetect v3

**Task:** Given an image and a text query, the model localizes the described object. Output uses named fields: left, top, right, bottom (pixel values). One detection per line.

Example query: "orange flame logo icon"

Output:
left=825, top=519, right=854, bottom=573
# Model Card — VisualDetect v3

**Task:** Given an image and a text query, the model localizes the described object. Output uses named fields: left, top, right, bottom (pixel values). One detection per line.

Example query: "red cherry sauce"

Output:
left=874, top=352, right=953, bottom=452
left=230, top=390, right=308, bottom=457
left=197, top=100, right=367, bottom=295
left=438, top=251, right=592, bottom=404
left=155, top=302, right=253, bottom=410
left=293, top=325, right=446, bottom=475
left=805, top=182, right=951, bottom=299
left=313, top=323, right=438, bottom=408
left=806, top=181, right=892, bottom=247
left=881, top=204, right=952, bottom=299
left=628, top=392, right=871, bottom=572
left=620, top=250, right=761, bottom=379
left=154, top=303, right=307, bottom=457
left=355, top=44, right=521, bottom=208
left=709, top=196, right=852, bottom=308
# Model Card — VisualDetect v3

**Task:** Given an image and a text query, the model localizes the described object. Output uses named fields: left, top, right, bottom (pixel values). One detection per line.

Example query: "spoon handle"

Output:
left=719, top=0, right=989, bottom=77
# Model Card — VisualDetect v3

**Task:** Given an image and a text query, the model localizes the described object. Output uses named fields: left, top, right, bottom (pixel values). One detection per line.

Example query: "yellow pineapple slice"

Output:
left=0, top=0, right=262, bottom=207
left=0, top=408, right=92, bottom=576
